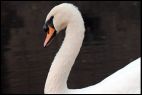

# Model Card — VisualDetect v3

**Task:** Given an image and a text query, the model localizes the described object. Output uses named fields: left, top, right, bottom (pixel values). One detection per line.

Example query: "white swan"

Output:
left=43, top=3, right=141, bottom=94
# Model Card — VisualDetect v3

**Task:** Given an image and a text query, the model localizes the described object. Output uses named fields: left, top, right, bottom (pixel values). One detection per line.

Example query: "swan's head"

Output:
left=43, top=3, right=82, bottom=47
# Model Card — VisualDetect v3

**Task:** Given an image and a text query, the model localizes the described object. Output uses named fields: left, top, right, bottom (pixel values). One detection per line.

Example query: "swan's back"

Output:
left=69, top=58, right=141, bottom=94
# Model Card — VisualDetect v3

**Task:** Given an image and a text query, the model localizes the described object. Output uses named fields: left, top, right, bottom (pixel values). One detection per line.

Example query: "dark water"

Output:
left=1, top=1, right=141, bottom=94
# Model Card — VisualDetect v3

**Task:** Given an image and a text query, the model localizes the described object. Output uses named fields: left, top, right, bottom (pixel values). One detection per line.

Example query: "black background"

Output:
left=1, top=1, right=141, bottom=94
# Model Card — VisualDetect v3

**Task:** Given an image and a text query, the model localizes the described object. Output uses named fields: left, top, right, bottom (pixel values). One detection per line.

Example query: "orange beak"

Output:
left=44, top=26, right=55, bottom=47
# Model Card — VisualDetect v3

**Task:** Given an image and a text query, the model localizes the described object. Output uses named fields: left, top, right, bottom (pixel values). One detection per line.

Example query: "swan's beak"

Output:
left=44, top=26, right=56, bottom=47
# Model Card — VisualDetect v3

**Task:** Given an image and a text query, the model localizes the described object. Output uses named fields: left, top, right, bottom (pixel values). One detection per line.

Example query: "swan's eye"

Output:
left=43, top=16, right=54, bottom=33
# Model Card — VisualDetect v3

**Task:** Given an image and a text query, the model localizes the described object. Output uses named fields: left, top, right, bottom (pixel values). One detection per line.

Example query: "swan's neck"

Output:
left=44, top=21, right=85, bottom=93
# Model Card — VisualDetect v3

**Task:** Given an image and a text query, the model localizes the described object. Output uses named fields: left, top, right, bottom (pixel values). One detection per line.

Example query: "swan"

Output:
left=43, top=3, right=141, bottom=94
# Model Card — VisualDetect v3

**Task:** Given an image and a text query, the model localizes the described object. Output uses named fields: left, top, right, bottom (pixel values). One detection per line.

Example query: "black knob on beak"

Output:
left=43, top=23, right=49, bottom=33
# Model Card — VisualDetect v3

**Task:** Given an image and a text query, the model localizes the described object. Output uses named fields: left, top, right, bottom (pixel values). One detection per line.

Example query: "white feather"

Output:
left=44, top=3, right=141, bottom=94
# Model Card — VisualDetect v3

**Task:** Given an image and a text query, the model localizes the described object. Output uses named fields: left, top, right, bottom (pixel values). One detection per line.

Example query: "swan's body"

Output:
left=43, top=3, right=141, bottom=94
left=69, top=57, right=141, bottom=94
